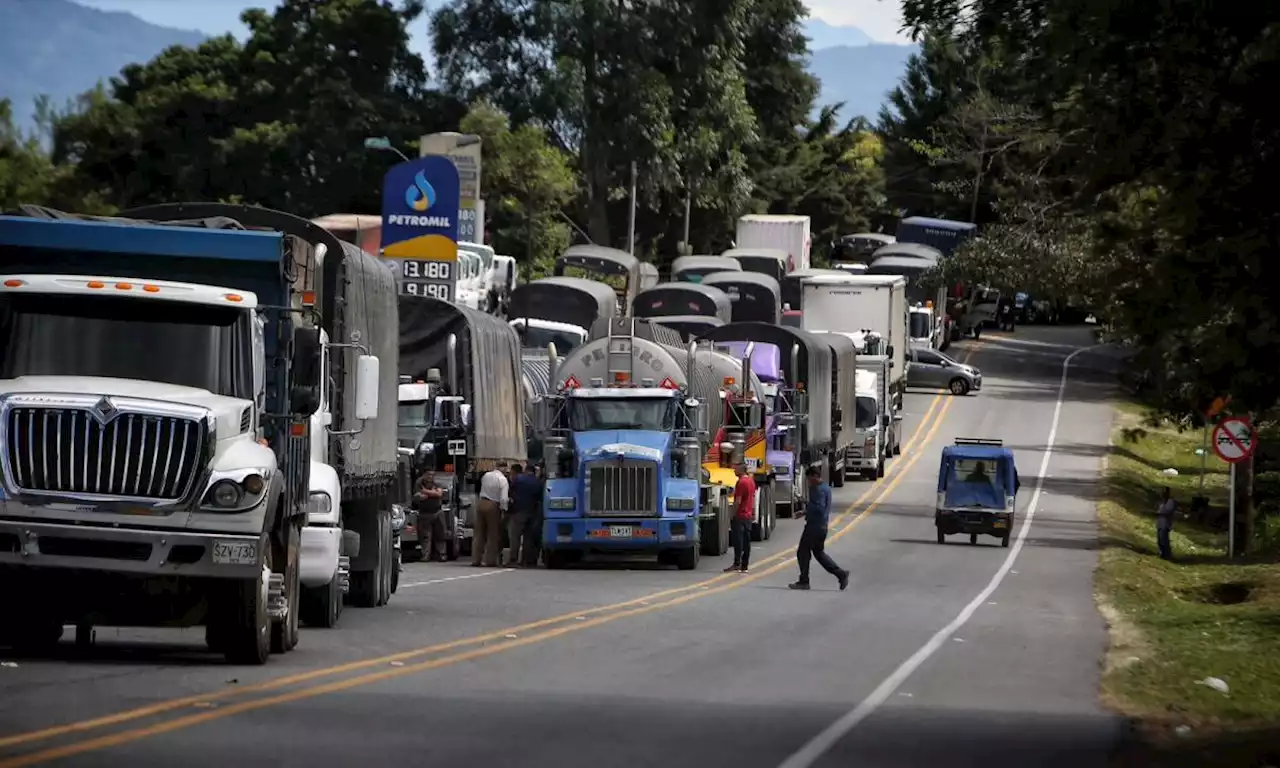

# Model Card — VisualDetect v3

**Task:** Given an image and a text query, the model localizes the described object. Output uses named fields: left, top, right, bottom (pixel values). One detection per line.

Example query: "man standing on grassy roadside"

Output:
left=1156, top=486, right=1176, bottom=560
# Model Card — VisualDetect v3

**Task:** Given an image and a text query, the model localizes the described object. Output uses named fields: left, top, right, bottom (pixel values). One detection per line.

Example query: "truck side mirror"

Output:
left=355, top=354, right=380, bottom=420
left=290, top=327, right=322, bottom=416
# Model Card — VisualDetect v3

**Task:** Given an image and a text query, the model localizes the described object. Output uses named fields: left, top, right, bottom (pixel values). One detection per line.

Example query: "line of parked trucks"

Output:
left=0, top=204, right=980, bottom=664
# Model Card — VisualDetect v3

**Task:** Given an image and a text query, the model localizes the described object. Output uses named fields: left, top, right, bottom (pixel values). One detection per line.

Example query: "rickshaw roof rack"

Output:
left=954, top=437, right=1003, bottom=447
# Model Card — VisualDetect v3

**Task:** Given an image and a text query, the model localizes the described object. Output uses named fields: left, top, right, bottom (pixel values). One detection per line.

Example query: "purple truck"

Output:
left=713, top=341, right=803, bottom=517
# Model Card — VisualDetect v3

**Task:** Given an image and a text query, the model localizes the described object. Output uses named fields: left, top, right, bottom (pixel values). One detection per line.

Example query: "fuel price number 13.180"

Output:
left=398, top=258, right=453, bottom=301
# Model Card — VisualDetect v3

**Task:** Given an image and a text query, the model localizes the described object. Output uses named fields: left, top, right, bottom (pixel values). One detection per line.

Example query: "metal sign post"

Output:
left=1212, top=416, right=1256, bottom=558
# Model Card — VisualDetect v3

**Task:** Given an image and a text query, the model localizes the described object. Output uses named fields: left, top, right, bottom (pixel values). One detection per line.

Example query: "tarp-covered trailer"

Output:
left=507, top=276, right=619, bottom=329
left=697, top=322, right=835, bottom=479
left=589, top=316, right=687, bottom=347
left=700, top=271, right=782, bottom=325
left=656, top=314, right=726, bottom=341
left=672, top=255, right=742, bottom=284
left=555, top=244, right=641, bottom=309
left=399, top=296, right=526, bottom=465
left=812, top=330, right=859, bottom=487
left=721, top=247, right=788, bottom=285
left=633, top=282, right=732, bottom=323
left=639, top=261, right=660, bottom=291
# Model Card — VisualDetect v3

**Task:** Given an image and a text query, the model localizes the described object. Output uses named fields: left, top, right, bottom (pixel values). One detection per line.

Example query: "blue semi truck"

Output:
left=533, top=322, right=733, bottom=570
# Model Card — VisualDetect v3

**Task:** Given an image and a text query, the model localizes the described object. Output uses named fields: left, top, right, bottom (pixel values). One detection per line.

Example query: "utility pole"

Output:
left=627, top=161, right=637, bottom=255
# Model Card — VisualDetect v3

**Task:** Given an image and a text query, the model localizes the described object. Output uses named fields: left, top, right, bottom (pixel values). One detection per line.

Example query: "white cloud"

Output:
left=806, top=0, right=910, bottom=43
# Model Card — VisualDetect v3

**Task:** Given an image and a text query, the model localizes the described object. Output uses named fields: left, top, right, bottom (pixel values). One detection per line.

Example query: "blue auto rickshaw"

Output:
left=936, top=438, right=1020, bottom=547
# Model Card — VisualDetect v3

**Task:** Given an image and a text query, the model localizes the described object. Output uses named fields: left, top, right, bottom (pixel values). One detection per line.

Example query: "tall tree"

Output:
left=53, top=0, right=464, bottom=216
left=459, top=101, right=579, bottom=275
left=432, top=0, right=756, bottom=250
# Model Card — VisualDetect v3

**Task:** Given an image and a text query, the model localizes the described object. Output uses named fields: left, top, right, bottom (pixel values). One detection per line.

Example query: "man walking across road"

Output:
left=724, top=463, right=756, bottom=573
left=789, top=465, right=849, bottom=591
left=507, top=464, right=542, bottom=567
left=1156, top=486, right=1177, bottom=561
left=474, top=463, right=508, bottom=567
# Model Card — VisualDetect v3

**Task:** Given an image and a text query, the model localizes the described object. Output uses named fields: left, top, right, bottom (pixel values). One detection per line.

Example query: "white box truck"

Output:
left=736, top=215, right=811, bottom=272
left=800, top=274, right=908, bottom=454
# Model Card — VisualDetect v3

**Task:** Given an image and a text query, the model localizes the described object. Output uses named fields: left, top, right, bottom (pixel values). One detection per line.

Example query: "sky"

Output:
left=76, top=0, right=911, bottom=47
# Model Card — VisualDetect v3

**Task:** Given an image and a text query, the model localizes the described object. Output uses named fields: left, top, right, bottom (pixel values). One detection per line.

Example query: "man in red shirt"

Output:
left=724, top=463, right=757, bottom=573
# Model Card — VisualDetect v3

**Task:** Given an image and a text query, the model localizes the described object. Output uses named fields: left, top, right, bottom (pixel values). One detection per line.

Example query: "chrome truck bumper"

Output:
left=0, top=518, right=266, bottom=580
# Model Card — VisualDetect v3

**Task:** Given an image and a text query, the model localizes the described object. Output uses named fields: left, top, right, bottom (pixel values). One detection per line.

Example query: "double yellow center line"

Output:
left=0, top=344, right=982, bottom=767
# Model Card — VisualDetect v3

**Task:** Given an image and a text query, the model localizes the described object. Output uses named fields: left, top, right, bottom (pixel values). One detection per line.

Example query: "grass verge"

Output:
left=1098, top=402, right=1280, bottom=766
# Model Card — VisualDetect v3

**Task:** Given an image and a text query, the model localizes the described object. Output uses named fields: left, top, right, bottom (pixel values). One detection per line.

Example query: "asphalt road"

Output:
left=0, top=325, right=1128, bottom=768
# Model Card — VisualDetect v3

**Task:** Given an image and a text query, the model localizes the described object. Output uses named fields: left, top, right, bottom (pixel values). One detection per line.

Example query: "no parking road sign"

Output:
left=1212, top=416, right=1256, bottom=463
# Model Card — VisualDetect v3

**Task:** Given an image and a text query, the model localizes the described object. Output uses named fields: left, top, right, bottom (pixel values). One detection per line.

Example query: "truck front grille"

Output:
left=4, top=406, right=205, bottom=501
left=587, top=461, right=657, bottom=517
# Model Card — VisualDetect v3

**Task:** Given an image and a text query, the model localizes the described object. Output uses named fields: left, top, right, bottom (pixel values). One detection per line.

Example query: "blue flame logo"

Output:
left=405, top=170, right=436, bottom=212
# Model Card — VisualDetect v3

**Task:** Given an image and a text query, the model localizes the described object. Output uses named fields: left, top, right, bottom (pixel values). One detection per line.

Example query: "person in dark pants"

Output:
left=724, top=463, right=756, bottom=573
left=414, top=469, right=446, bottom=561
left=1156, top=486, right=1177, bottom=560
left=507, top=464, right=542, bottom=567
left=523, top=464, right=546, bottom=566
left=789, top=465, right=850, bottom=591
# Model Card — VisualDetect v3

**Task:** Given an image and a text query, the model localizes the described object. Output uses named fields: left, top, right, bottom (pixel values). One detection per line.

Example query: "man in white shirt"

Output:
left=474, top=463, right=509, bottom=567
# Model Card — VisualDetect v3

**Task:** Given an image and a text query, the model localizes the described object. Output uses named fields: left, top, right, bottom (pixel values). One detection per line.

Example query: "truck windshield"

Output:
left=909, top=311, right=931, bottom=338
left=520, top=325, right=585, bottom=354
left=568, top=397, right=675, bottom=431
left=856, top=396, right=877, bottom=428
left=0, top=293, right=252, bottom=399
left=398, top=401, right=430, bottom=428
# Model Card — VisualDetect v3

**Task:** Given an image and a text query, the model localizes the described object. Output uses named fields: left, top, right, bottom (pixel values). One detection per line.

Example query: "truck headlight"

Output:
left=307, top=491, right=332, bottom=518
left=666, top=497, right=695, bottom=512
left=202, top=471, right=270, bottom=512
left=548, top=496, right=576, bottom=510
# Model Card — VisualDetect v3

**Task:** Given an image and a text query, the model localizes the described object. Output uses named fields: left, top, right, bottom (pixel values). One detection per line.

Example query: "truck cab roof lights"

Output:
left=225, top=293, right=244, bottom=302
left=3, top=279, right=24, bottom=287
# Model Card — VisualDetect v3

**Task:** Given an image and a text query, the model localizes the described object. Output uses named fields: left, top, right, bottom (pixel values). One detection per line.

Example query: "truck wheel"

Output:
left=936, top=528, right=945, bottom=544
left=949, top=378, right=971, bottom=396
left=376, top=511, right=393, bottom=607
left=1001, top=531, right=1011, bottom=548
left=348, top=512, right=386, bottom=608
left=832, top=459, right=846, bottom=488
left=445, top=536, right=459, bottom=562
left=675, top=545, right=700, bottom=571
left=970, top=533, right=978, bottom=545
left=300, top=572, right=343, bottom=628
left=876, top=460, right=885, bottom=479
left=390, top=541, right=401, bottom=595
left=700, top=517, right=724, bottom=556
left=271, top=522, right=301, bottom=654
left=543, top=549, right=568, bottom=569
left=218, top=559, right=272, bottom=665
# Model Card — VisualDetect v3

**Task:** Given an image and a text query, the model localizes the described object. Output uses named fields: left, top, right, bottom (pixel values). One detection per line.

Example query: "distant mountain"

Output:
left=808, top=43, right=918, bottom=123
left=0, top=0, right=914, bottom=133
left=0, top=0, right=206, bottom=130
left=804, top=18, right=875, bottom=50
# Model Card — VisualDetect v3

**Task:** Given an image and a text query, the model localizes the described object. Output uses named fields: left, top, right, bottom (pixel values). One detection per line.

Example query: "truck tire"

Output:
left=377, top=511, right=393, bottom=607
left=876, top=459, right=885, bottom=479
left=300, top=572, right=343, bottom=628
left=271, top=521, right=301, bottom=654
left=348, top=510, right=387, bottom=608
left=216, top=559, right=272, bottom=665
left=832, top=457, right=846, bottom=488
left=701, top=514, right=725, bottom=556
left=675, top=545, right=700, bottom=571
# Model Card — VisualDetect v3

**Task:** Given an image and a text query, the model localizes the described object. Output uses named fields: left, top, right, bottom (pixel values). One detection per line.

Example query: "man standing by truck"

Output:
left=725, top=463, right=757, bottom=573
left=789, top=466, right=850, bottom=591
left=414, top=470, right=447, bottom=562
left=475, top=463, right=509, bottom=567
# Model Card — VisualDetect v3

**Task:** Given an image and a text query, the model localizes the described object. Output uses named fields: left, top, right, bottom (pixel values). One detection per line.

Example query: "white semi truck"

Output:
left=0, top=204, right=331, bottom=664
left=800, top=274, right=908, bottom=461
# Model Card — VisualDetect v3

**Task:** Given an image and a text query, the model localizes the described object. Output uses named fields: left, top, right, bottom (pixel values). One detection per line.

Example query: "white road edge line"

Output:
left=399, top=570, right=511, bottom=589
left=777, top=344, right=1094, bottom=768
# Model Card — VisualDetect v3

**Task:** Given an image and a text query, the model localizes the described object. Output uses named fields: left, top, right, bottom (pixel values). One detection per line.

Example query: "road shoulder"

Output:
left=1097, top=402, right=1280, bottom=766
